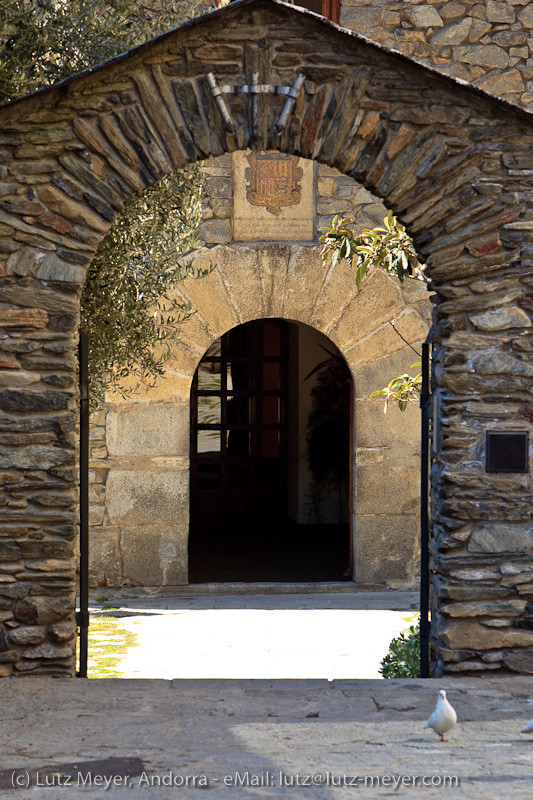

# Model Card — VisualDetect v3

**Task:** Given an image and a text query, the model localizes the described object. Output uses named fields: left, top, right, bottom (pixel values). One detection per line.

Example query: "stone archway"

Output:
left=1, top=0, right=532, bottom=676
left=96, top=244, right=427, bottom=587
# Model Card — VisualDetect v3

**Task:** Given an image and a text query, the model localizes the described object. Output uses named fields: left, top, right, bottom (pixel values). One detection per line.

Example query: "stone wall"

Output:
left=0, top=0, right=532, bottom=676
left=88, top=153, right=431, bottom=589
left=340, top=0, right=533, bottom=106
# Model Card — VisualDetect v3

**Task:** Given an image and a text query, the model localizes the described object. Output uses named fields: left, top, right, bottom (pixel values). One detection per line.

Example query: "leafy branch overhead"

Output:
left=80, top=166, right=208, bottom=410
left=320, top=211, right=428, bottom=412
left=319, top=210, right=426, bottom=290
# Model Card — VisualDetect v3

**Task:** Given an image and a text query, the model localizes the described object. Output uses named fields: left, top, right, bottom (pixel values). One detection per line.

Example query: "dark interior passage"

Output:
left=189, top=318, right=351, bottom=583
left=188, top=521, right=350, bottom=582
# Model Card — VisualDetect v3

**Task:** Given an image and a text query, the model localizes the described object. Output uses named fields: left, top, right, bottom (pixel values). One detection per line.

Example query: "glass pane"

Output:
left=263, top=362, right=280, bottom=390
left=226, top=429, right=250, bottom=457
left=197, top=395, right=221, bottom=425
left=262, top=396, right=280, bottom=424
left=203, top=339, right=222, bottom=359
left=227, top=362, right=250, bottom=392
left=227, top=395, right=250, bottom=425
left=262, top=429, right=280, bottom=458
left=197, top=464, right=221, bottom=490
left=263, top=322, right=281, bottom=356
left=198, top=364, right=222, bottom=391
left=197, top=429, right=221, bottom=458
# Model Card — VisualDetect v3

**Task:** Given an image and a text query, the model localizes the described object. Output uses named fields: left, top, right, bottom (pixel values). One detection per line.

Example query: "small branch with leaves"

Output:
left=320, top=211, right=428, bottom=413
left=319, top=210, right=426, bottom=290
left=369, top=363, right=422, bottom=413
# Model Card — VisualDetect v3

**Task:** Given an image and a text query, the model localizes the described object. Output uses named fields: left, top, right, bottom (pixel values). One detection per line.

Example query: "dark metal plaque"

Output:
left=486, top=430, right=529, bottom=473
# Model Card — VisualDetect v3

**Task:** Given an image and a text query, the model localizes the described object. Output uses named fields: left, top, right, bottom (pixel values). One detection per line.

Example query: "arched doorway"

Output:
left=1, top=0, right=532, bottom=676
left=188, top=318, right=352, bottom=582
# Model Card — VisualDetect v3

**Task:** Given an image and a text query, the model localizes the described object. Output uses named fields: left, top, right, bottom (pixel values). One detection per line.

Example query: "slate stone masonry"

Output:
left=0, top=0, right=532, bottom=676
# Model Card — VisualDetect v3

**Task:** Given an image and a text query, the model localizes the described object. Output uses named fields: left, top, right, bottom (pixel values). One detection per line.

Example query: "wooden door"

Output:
left=190, top=319, right=288, bottom=538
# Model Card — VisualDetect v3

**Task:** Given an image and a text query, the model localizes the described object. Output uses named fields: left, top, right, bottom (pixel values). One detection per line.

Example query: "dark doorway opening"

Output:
left=188, top=318, right=351, bottom=582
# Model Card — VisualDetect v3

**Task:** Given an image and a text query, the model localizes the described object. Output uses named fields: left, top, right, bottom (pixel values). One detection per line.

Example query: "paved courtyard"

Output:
left=0, top=675, right=532, bottom=798
left=0, top=591, right=532, bottom=798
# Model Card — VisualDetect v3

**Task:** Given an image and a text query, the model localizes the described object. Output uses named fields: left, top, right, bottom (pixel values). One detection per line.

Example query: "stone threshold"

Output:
left=89, top=581, right=418, bottom=598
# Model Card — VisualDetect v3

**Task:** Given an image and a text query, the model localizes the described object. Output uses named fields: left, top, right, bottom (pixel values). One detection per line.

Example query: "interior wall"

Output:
left=289, top=322, right=350, bottom=525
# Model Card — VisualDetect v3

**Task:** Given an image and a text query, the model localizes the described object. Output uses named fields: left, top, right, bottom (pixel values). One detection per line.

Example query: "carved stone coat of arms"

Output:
left=245, top=152, right=303, bottom=215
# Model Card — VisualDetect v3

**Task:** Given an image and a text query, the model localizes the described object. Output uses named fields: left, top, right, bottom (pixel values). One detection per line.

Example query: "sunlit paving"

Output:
left=90, top=595, right=417, bottom=680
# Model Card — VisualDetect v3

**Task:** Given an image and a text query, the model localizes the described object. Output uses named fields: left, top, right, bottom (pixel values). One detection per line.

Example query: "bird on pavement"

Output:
left=424, top=689, right=457, bottom=742
left=523, top=718, right=533, bottom=734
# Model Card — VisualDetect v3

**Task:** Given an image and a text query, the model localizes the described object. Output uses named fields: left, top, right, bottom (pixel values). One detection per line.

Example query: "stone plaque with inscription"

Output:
left=233, top=150, right=314, bottom=242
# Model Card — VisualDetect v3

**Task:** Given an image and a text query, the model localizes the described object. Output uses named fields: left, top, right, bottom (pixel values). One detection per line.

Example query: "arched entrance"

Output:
left=1, top=0, right=532, bottom=676
left=188, top=318, right=351, bottom=582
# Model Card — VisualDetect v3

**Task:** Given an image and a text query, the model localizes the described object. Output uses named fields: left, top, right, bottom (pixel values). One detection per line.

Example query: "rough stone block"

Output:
left=14, top=597, right=73, bottom=626
left=197, top=218, right=231, bottom=245
left=121, top=525, right=188, bottom=585
left=106, top=469, right=188, bottom=526
left=355, top=515, right=418, bottom=585
left=8, top=626, right=45, bottom=645
left=503, top=647, right=533, bottom=673
left=441, top=620, right=533, bottom=650
left=441, top=599, right=527, bottom=617
left=106, top=401, right=190, bottom=458
left=89, top=528, right=119, bottom=576
left=470, top=305, right=531, bottom=331
left=431, top=18, right=473, bottom=45
left=468, top=523, right=533, bottom=553
left=356, top=465, right=419, bottom=516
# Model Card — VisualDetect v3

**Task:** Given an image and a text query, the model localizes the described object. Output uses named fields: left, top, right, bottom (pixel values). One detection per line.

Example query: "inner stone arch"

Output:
left=89, top=152, right=429, bottom=589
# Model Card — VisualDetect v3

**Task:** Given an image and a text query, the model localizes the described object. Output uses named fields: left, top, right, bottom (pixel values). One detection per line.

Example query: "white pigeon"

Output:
left=424, top=689, right=457, bottom=742
left=523, top=718, right=533, bottom=734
